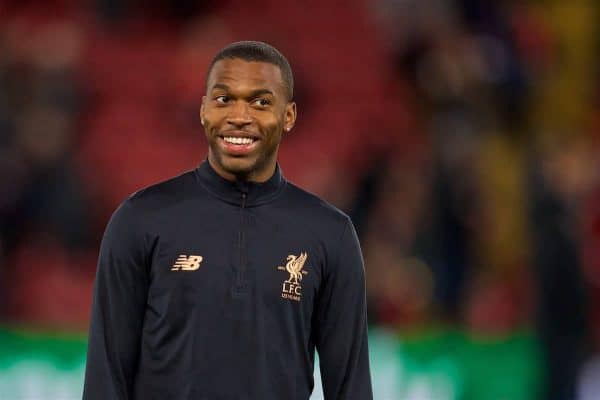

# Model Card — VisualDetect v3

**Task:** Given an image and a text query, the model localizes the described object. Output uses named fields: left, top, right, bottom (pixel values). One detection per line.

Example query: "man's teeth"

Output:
left=223, top=137, right=254, bottom=145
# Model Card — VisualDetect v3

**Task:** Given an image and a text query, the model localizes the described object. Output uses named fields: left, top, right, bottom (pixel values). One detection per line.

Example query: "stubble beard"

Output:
left=208, top=139, right=279, bottom=182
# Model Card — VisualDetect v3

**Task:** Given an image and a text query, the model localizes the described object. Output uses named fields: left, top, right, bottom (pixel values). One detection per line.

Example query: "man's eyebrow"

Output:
left=211, top=83, right=230, bottom=91
left=247, top=89, right=274, bottom=97
left=210, top=84, right=275, bottom=98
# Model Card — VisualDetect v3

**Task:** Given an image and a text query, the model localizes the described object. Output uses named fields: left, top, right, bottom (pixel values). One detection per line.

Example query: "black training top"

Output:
left=82, top=161, right=373, bottom=400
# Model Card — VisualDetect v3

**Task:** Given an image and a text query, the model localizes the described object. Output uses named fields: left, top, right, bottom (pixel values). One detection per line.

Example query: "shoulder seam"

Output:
left=116, top=199, right=151, bottom=273
left=330, top=216, right=351, bottom=275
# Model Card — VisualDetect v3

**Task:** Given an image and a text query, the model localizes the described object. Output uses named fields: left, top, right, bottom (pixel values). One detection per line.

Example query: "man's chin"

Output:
left=209, top=149, right=274, bottom=181
left=218, top=158, right=257, bottom=178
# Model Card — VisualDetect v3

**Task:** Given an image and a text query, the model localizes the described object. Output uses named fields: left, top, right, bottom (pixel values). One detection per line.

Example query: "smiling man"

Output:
left=83, top=41, right=373, bottom=400
left=201, top=54, right=295, bottom=182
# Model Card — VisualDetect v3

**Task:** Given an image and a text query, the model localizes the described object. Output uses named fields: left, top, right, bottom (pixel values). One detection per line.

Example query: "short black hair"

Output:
left=206, top=41, right=294, bottom=101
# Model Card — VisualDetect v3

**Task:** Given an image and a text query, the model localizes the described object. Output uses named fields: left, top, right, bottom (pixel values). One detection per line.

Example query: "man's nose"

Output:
left=227, top=101, right=252, bottom=127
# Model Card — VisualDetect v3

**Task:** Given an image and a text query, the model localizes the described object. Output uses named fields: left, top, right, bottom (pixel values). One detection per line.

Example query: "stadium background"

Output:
left=0, top=0, right=599, bottom=399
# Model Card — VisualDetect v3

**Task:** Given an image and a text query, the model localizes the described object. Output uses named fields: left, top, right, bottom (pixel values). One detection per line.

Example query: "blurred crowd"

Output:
left=1, top=0, right=599, bottom=399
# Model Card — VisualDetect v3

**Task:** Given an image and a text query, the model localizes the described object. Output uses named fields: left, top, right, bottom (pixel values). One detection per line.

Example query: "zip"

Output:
left=237, top=192, right=247, bottom=289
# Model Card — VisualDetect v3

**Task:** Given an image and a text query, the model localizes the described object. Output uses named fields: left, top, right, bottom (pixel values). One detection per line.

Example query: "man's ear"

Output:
left=284, top=101, right=296, bottom=132
left=200, top=96, right=206, bottom=126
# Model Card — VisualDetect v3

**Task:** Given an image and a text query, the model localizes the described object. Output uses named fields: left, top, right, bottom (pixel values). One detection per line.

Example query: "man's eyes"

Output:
left=213, top=96, right=271, bottom=107
left=253, top=98, right=271, bottom=107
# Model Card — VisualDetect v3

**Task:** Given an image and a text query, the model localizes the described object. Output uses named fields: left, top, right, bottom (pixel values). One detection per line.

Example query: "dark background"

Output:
left=1, top=0, right=599, bottom=398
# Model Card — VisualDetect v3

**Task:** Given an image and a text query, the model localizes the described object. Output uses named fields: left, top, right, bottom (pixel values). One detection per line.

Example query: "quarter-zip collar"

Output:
left=195, top=160, right=286, bottom=206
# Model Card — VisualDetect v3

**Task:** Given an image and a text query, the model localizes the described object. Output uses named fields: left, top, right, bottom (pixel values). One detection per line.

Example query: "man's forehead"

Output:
left=207, top=58, right=284, bottom=92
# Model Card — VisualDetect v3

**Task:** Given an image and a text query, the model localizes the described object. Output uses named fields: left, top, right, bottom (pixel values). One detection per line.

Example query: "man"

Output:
left=83, top=41, right=372, bottom=399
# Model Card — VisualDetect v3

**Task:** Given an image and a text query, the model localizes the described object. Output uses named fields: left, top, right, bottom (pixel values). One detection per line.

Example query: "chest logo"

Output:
left=277, top=252, right=308, bottom=301
left=171, top=255, right=203, bottom=271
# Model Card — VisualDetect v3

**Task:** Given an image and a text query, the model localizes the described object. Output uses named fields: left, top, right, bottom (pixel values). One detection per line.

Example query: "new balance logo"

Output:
left=171, top=255, right=203, bottom=271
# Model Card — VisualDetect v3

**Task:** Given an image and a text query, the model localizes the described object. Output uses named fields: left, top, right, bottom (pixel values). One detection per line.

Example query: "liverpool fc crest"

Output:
left=277, top=252, right=308, bottom=301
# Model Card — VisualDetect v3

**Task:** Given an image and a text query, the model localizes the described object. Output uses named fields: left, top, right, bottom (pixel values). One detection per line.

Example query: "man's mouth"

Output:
left=222, top=136, right=257, bottom=145
left=218, top=133, right=259, bottom=155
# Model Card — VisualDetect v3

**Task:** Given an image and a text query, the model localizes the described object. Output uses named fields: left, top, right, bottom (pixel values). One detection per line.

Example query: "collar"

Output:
left=194, top=160, right=286, bottom=207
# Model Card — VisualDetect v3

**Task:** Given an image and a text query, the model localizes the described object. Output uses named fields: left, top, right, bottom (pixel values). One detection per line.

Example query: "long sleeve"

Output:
left=83, top=200, right=150, bottom=400
left=314, top=218, right=373, bottom=399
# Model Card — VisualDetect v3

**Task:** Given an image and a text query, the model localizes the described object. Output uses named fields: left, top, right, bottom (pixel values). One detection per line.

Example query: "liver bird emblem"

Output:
left=277, top=252, right=308, bottom=285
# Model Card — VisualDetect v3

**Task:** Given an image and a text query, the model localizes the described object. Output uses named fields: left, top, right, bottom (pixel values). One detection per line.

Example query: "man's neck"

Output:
left=207, top=156, right=276, bottom=183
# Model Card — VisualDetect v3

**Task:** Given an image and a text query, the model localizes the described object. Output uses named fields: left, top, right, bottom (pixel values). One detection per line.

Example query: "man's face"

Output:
left=200, top=58, right=296, bottom=182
